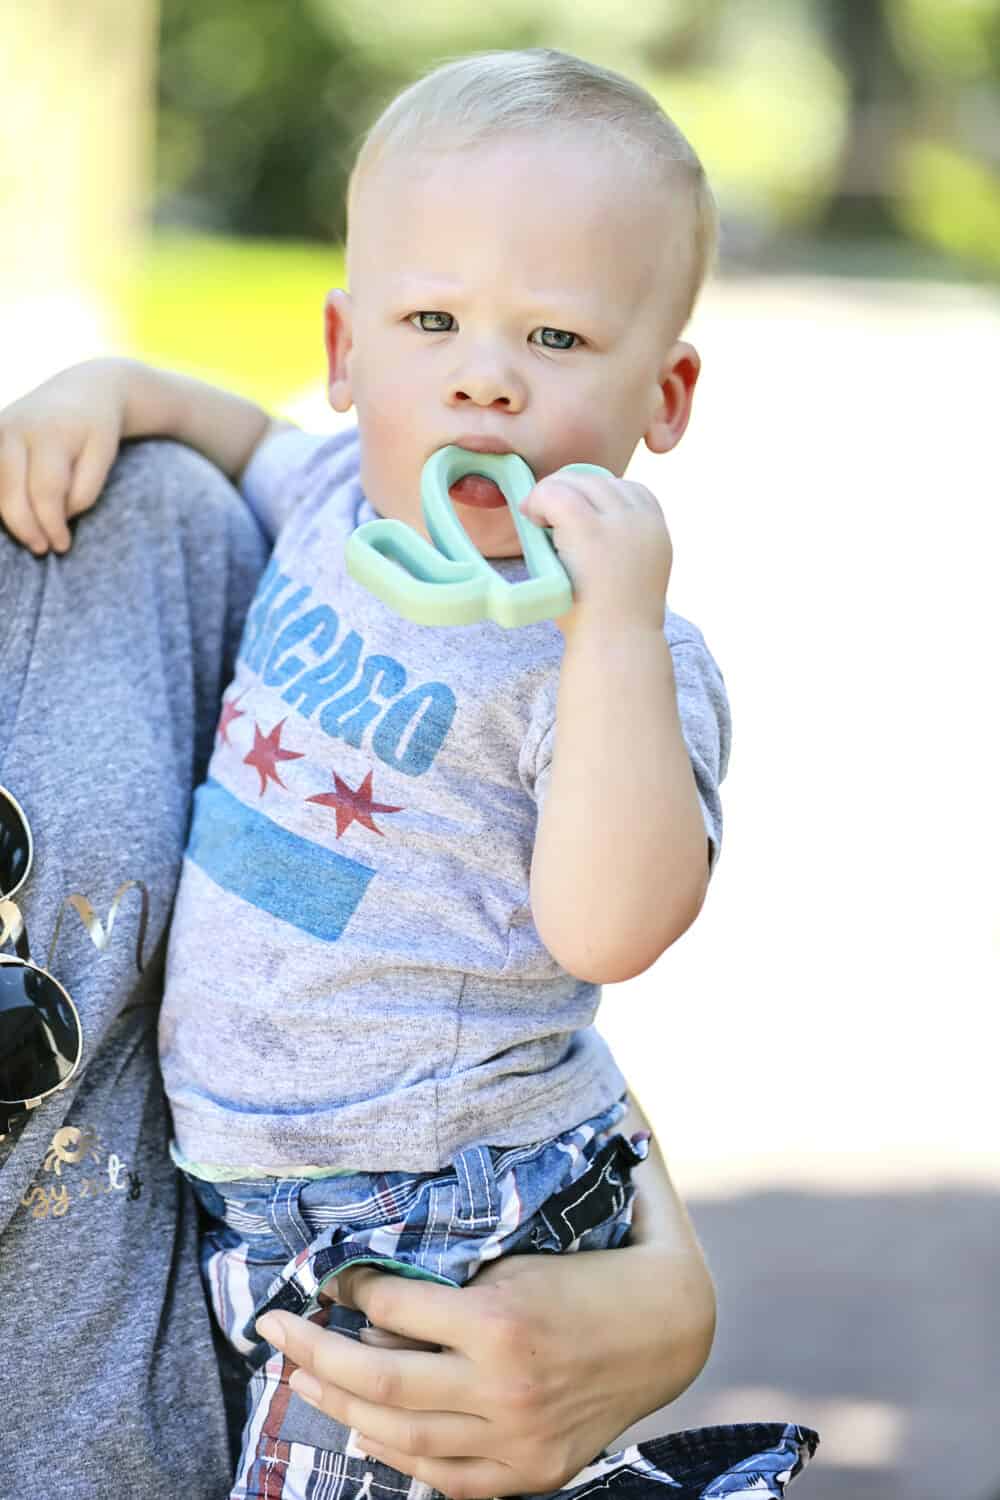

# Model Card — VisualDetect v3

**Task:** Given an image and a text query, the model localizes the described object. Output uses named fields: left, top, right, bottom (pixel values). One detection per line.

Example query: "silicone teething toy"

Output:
left=345, top=446, right=611, bottom=628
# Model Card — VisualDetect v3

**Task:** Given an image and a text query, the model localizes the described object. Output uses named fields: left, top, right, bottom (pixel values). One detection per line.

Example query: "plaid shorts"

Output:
left=187, top=1103, right=819, bottom=1500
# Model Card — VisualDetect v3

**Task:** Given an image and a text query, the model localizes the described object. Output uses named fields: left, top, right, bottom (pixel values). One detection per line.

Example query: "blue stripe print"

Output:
left=187, top=779, right=376, bottom=941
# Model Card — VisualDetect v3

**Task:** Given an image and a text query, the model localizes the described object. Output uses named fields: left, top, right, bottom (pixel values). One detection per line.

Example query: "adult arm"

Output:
left=0, top=357, right=285, bottom=553
left=257, top=1096, right=715, bottom=1500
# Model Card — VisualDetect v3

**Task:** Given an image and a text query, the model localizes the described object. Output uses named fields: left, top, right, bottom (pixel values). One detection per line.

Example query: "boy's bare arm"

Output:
left=0, top=357, right=283, bottom=555
left=117, top=358, right=281, bottom=476
left=521, top=470, right=709, bottom=983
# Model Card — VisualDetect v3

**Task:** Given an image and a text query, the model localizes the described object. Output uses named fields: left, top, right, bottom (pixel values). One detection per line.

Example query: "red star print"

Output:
left=307, top=769, right=403, bottom=838
left=243, top=718, right=304, bottom=796
left=216, top=690, right=246, bottom=746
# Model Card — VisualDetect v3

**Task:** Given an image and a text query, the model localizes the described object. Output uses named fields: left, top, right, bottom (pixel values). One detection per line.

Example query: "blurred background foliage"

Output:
left=138, top=0, right=999, bottom=402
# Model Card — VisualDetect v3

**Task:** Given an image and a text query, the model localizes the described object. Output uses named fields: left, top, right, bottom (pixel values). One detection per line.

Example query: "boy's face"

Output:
left=326, top=133, right=700, bottom=558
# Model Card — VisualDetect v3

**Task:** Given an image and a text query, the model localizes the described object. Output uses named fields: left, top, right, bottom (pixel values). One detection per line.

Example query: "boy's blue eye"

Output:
left=410, top=312, right=455, bottom=332
left=530, top=327, right=578, bottom=350
left=408, top=315, right=578, bottom=348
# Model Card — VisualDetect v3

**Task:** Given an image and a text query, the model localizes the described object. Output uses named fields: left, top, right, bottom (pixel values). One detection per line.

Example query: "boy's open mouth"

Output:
left=448, top=474, right=508, bottom=510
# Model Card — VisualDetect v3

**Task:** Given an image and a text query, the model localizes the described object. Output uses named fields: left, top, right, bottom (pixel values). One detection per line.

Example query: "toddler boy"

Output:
left=0, top=47, right=751, bottom=1500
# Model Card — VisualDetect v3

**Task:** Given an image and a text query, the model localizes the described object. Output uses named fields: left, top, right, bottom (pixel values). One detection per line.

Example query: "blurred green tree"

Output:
left=818, top=0, right=1000, bottom=263
left=819, top=0, right=914, bottom=236
left=157, top=0, right=390, bottom=240
left=155, top=0, right=1000, bottom=273
left=155, top=0, right=727, bottom=240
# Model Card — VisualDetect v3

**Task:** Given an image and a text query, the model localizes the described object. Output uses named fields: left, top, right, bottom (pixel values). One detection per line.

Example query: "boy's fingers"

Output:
left=26, top=446, right=73, bottom=553
left=68, top=430, right=117, bottom=517
left=521, top=475, right=602, bottom=527
left=552, top=471, right=624, bottom=512
left=0, top=493, right=48, bottom=554
left=0, top=430, right=24, bottom=506
left=0, top=436, right=48, bottom=554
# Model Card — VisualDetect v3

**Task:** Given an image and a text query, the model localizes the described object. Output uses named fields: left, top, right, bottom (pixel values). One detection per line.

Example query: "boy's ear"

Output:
left=324, top=289, right=354, bottom=412
left=645, top=341, right=701, bottom=455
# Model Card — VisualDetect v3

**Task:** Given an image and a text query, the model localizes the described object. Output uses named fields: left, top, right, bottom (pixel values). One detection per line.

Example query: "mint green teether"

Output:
left=345, top=446, right=610, bottom=628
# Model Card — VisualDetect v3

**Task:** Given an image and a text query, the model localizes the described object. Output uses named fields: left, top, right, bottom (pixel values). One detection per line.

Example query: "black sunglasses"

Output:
left=0, top=785, right=145, bottom=1138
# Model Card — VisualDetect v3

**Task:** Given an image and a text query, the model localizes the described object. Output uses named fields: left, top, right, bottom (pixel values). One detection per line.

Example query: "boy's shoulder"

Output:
left=242, top=424, right=364, bottom=542
left=662, top=609, right=728, bottom=708
left=663, top=606, right=712, bottom=652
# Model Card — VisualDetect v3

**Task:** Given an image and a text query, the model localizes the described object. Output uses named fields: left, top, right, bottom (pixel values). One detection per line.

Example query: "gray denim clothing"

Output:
left=0, top=442, right=267, bottom=1498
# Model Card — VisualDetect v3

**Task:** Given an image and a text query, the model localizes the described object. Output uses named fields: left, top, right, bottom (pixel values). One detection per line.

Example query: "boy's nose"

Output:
left=446, top=356, right=526, bottom=412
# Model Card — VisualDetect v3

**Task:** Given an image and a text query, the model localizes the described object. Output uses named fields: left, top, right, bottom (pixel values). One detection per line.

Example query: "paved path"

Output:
left=623, top=1185, right=1000, bottom=1500
left=606, top=276, right=1000, bottom=1498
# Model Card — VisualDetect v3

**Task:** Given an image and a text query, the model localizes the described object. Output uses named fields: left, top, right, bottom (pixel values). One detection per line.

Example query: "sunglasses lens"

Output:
left=0, top=964, right=79, bottom=1104
left=0, top=792, right=31, bottom=902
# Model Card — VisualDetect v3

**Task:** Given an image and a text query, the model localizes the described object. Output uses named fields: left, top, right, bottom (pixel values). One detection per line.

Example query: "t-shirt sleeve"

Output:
left=240, top=425, right=361, bottom=542
left=665, top=615, right=731, bottom=870
left=522, top=610, right=732, bottom=871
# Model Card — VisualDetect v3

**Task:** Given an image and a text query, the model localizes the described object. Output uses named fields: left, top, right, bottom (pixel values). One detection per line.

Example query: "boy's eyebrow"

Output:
left=388, top=273, right=464, bottom=295
left=388, top=273, right=605, bottom=318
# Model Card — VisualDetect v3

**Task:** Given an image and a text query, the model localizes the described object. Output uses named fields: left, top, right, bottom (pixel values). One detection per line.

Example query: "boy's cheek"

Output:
left=357, top=412, right=426, bottom=525
left=542, top=413, right=617, bottom=475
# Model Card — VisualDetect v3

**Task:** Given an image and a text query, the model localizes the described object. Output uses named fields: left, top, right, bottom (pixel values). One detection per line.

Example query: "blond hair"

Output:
left=347, top=48, right=718, bottom=328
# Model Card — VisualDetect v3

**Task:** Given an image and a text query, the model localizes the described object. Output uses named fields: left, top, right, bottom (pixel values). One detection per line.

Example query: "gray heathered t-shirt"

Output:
left=160, top=428, right=731, bottom=1174
left=0, top=442, right=268, bottom=1499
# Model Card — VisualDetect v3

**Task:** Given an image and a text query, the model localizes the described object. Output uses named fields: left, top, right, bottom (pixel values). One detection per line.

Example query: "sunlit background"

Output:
left=2, top=3, right=998, bottom=1496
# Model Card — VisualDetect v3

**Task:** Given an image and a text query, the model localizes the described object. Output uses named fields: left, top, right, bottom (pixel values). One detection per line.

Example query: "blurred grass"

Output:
left=128, top=231, right=345, bottom=408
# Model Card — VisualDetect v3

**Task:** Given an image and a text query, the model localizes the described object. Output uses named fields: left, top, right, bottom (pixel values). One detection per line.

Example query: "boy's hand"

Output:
left=519, top=469, right=671, bottom=634
left=0, top=362, right=127, bottom=554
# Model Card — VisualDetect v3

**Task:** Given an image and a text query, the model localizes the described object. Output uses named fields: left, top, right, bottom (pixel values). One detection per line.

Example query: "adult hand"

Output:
left=256, top=1108, right=715, bottom=1499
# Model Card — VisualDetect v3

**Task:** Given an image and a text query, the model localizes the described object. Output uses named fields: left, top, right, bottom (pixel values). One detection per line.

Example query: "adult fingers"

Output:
left=255, top=1310, right=474, bottom=1415
left=288, top=1380, right=490, bottom=1464
left=0, top=434, right=47, bottom=553
left=335, top=1266, right=481, bottom=1352
left=353, top=1442, right=514, bottom=1500
left=359, top=1325, right=440, bottom=1352
left=26, top=445, right=73, bottom=552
